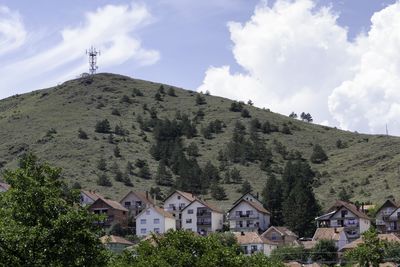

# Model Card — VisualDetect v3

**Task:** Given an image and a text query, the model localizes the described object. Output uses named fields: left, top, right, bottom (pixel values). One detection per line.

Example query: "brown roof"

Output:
left=228, top=199, right=270, bottom=214
left=91, top=197, right=128, bottom=212
left=233, top=232, right=264, bottom=245
left=261, top=226, right=298, bottom=239
left=301, top=240, right=317, bottom=250
left=120, top=191, right=154, bottom=205
left=232, top=192, right=263, bottom=206
left=81, top=190, right=103, bottom=201
left=312, top=227, right=345, bottom=241
left=182, top=198, right=223, bottom=213
left=0, top=182, right=10, bottom=191
left=328, top=200, right=370, bottom=220
left=100, top=235, right=133, bottom=245
left=136, top=205, right=175, bottom=219
left=340, top=233, right=400, bottom=251
left=164, top=190, right=196, bottom=203
left=376, top=199, right=399, bottom=214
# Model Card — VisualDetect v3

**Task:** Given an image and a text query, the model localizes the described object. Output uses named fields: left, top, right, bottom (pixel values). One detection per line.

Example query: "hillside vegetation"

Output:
left=1, top=73, right=399, bottom=210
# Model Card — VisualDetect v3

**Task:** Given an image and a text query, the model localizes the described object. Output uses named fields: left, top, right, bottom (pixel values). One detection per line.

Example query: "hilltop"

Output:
left=1, top=73, right=399, bottom=210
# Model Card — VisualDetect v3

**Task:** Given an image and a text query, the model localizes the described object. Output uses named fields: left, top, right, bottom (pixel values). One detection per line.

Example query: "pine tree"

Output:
left=114, top=146, right=121, bottom=158
left=155, top=160, right=173, bottom=186
left=78, top=128, right=88, bottom=139
left=95, top=119, right=111, bottom=133
left=138, top=163, right=151, bottom=179
left=97, top=157, right=107, bottom=171
left=310, top=144, right=328, bottom=164
left=210, top=182, right=227, bottom=200
left=230, top=168, right=243, bottom=184
left=126, top=161, right=134, bottom=175
left=154, top=92, right=163, bottom=101
left=262, top=174, right=283, bottom=225
left=167, top=87, right=176, bottom=96
left=187, top=142, right=200, bottom=157
left=240, top=180, right=252, bottom=194
left=97, top=174, right=112, bottom=187
left=201, top=161, right=220, bottom=188
left=195, top=94, right=206, bottom=105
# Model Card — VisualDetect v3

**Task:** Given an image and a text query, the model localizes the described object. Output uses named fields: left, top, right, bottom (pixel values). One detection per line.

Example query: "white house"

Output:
left=120, top=191, right=155, bottom=216
left=181, top=198, right=223, bottom=235
left=233, top=232, right=265, bottom=255
left=312, top=227, right=349, bottom=251
left=375, top=199, right=399, bottom=234
left=261, top=226, right=298, bottom=256
left=80, top=190, right=103, bottom=206
left=228, top=194, right=270, bottom=232
left=136, top=205, right=176, bottom=237
left=163, top=190, right=196, bottom=229
left=315, top=200, right=371, bottom=241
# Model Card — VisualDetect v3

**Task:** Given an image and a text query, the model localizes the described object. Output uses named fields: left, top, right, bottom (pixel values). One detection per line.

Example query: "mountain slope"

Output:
left=0, top=73, right=399, bottom=210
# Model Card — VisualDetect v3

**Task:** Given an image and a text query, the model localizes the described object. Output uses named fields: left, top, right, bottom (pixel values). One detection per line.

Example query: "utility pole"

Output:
left=86, top=46, right=100, bottom=75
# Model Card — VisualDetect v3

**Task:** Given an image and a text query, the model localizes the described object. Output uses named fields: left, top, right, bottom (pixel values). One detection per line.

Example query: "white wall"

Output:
left=229, top=202, right=269, bottom=231
left=164, top=192, right=193, bottom=213
left=211, top=211, right=223, bottom=232
left=263, top=244, right=278, bottom=256
left=120, top=193, right=147, bottom=210
left=181, top=201, right=203, bottom=233
left=359, top=218, right=371, bottom=233
left=136, top=207, right=174, bottom=237
left=240, top=243, right=264, bottom=255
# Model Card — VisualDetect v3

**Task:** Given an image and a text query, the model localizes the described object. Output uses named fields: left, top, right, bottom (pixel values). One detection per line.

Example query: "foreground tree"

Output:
left=0, top=154, right=108, bottom=266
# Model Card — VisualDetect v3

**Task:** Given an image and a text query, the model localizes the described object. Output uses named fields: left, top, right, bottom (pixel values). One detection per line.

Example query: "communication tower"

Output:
left=86, top=46, right=100, bottom=75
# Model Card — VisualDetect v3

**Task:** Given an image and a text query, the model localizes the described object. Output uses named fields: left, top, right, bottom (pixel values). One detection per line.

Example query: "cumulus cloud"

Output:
left=0, top=6, right=26, bottom=56
left=0, top=2, right=159, bottom=98
left=198, top=0, right=400, bottom=135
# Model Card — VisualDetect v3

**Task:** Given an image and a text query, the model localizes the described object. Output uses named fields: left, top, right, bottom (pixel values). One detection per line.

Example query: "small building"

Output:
left=181, top=198, right=224, bottom=235
left=0, top=182, right=10, bottom=192
left=375, top=199, right=399, bottom=234
left=80, top=190, right=103, bottom=206
left=163, top=190, right=196, bottom=229
left=88, top=197, right=128, bottom=227
left=312, top=227, right=349, bottom=251
left=100, top=235, right=133, bottom=253
left=136, top=205, right=176, bottom=237
left=315, top=200, right=371, bottom=241
left=120, top=191, right=155, bottom=216
left=261, top=226, right=298, bottom=256
left=233, top=231, right=265, bottom=255
left=228, top=193, right=270, bottom=232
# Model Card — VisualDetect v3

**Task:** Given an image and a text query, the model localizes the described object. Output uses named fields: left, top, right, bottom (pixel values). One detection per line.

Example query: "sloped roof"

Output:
left=301, top=240, right=317, bottom=250
left=312, top=227, right=345, bottom=241
left=0, top=182, right=10, bottom=191
left=228, top=199, right=270, bottom=215
left=91, top=197, right=128, bottom=212
left=233, top=231, right=264, bottom=245
left=232, top=192, right=263, bottom=206
left=181, top=198, right=223, bottom=214
left=261, top=226, right=298, bottom=239
left=375, top=199, right=399, bottom=214
left=327, top=200, right=370, bottom=220
left=119, top=191, right=154, bottom=205
left=100, top=235, right=133, bottom=245
left=164, top=190, right=196, bottom=203
left=136, top=205, right=175, bottom=219
left=81, top=190, right=103, bottom=201
left=339, top=233, right=400, bottom=251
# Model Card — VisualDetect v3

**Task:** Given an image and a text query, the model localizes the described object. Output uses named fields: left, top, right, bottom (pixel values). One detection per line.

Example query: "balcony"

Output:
left=230, top=215, right=259, bottom=220
left=197, top=211, right=211, bottom=217
left=165, top=206, right=177, bottom=212
left=197, top=221, right=211, bottom=226
left=376, top=220, right=386, bottom=225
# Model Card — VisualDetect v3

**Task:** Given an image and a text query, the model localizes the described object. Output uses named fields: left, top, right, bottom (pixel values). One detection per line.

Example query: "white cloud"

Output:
left=198, top=0, right=400, bottom=135
left=0, top=2, right=159, bottom=98
left=0, top=6, right=26, bottom=56
left=328, top=2, right=400, bottom=134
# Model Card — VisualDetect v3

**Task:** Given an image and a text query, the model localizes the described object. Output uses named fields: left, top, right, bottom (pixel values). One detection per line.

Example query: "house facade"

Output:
left=228, top=196, right=270, bottom=232
left=136, top=205, right=176, bottom=237
left=163, top=190, right=196, bottom=229
left=312, top=227, right=349, bottom=251
left=88, top=197, right=128, bottom=227
left=375, top=199, right=399, bottom=234
left=119, top=191, right=155, bottom=231
left=261, top=226, right=298, bottom=256
left=181, top=198, right=223, bottom=235
left=315, top=200, right=370, bottom=241
left=233, top=232, right=265, bottom=255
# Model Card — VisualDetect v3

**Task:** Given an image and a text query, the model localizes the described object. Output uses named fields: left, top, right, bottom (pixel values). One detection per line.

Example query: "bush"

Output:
left=310, top=144, right=328, bottom=164
left=241, top=108, right=251, bottom=118
left=111, top=108, right=121, bottom=116
left=78, top=128, right=88, bottom=139
left=97, top=174, right=112, bottom=187
left=95, top=119, right=111, bottom=133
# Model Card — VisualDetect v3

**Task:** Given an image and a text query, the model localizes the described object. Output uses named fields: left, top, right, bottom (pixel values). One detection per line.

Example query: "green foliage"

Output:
left=289, top=112, right=297, bottom=119
left=345, top=228, right=385, bottom=267
left=97, top=157, right=107, bottom=171
left=0, top=154, right=108, bottom=266
left=311, top=239, right=337, bottom=263
left=241, top=108, right=251, bottom=118
left=97, top=173, right=112, bottom=187
left=111, top=108, right=121, bottom=116
left=78, top=128, right=88, bottom=139
left=138, top=161, right=151, bottom=179
left=262, top=174, right=283, bottom=225
left=281, top=123, right=292, bottom=134
left=300, top=112, right=313, bottom=122
left=270, top=245, right=308, bottom=262
left=167, top=86, right=176, bottom=96
left=187, top=142, right=200, bottom=157
left=310, top=144, right=328, bottom=164
left=239, top=180, right=252, bottom=194
left=338, top=188, right=352, bottom=202
left=114, top=146, right=121, bottom=158
left=229, top=101, right=244, bottom=112
left=155, top=160, right=173, bottom=186
left=132, top=88, right=143, bottom=96
left=210, top=182, right=227, bottom=200
left=95, top=119, right=111, bottom=133
left=196, top=94, right=206, bottom=105
left=154, top=92, right=163, bottom=101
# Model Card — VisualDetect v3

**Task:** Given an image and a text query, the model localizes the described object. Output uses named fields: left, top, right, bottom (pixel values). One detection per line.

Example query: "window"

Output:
left=341, top=210, right=348, bottom=217
left=186, top=219, right=192, bottom=223
left=140, top=228, right=146, bottom=234
left=188, top=209, right=194, bottom=214
left=140, top=219, right=146, bottom=224
left=251, top=245, right=258, bottom=253
left=177, top=195, right=181, bottom=200
left=154, top=228, right=160, bottom=233
left=146, top=210, right=150, bottom=215
left=235, top=211, right=242, bottom=216
left=271, top=233, right=278, bottom=240
left=236, top=221, right=243, bottom=227
left=124, top=201, right=131, bottom=207
left=154, top=218, right=160, bottom=224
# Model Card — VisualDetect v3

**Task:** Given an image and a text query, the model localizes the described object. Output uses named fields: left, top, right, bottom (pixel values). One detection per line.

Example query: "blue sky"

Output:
left=1, top=0, right=400, bottom=134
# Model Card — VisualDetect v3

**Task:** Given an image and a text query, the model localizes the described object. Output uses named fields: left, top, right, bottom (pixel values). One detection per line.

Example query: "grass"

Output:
left=0, top=73, right=399, bottom=211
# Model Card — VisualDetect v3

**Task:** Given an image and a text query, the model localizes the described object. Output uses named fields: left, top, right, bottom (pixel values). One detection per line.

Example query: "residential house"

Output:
left=233, top=231, right=265, bottom=255
left=375, top=199, right=399, bottom=234
left=100, top=235, right=133, bottom=253
left=315, top=200, right=371, bottom=241
left=261, top=226, right=298, bottom=256
left=228, top=194, right=270, bottom=232
left=88, top=197, right=128, bottom=227
left=0, top=182, right=10, bottom=192
left=120, top=191, right=155, bottom=231
left=163, top=190, right=196, bottom=229
left=80, top=190, right=103, bottom=206
left=136, top=205, right=176, bottom=237
left=311, top=227, right=349, bottom=251
left=181, top=198, right=223, bottom=235
left=339, top=233, right=400, bottom=253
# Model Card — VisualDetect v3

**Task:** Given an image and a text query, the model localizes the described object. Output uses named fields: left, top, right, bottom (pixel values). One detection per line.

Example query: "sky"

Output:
left=1, top=0, right=400, bottom=135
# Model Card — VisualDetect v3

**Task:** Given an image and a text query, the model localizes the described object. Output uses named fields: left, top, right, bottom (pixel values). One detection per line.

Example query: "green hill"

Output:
left=1, top=73, right=399, bottom=210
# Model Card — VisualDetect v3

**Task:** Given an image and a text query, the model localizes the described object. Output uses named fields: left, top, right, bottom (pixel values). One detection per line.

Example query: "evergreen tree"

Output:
left=338, top=188, right=352, bottom=202
left=97, top=173, right=112, bottom=187
left=210, top=182, right=227, bottom=200
left=310, top=144, right=328, bottom=164
left=201, top=161, right=220, bottom=188
left=196, top=94, right=206, bottom=105
left=289, top=112, right=297, bottom=119
left=155, top=160, right=173, bottom=186
left=126, top=161, right=134, bottom=175
left=138, top=163, right=151, bottom=179
left=262, top=174, right=283, bottom=225
left=240, top=180, right=252, bottom=194
left=114, top=145, right=121, bottom=158
left=95, top=119, right=111, bottom=133
left=154, top=92, right=163, bottom=101
left=187, top=142, right=200, bottom=157
left=230, top=168, right=243, bottom=184
left=241, top=108, right=251, bottom=118
left=167, top=86, right=176, bottom=96
left=78, top=128, right=88, bottom=139
left=97, top=157, right=107, bottom=171
left=158, top=85, right=165, bottom=94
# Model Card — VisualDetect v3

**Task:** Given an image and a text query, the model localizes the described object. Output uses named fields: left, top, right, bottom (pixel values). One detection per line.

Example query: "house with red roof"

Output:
left=181, top=198, right=224, bottom=235
left=80, top=190, right=103, bottom=206
left=135, top=205, right=176, bottom=237
left=228, top=193, right=271, bottom=232
left=163, top=190, right=196, bottom=229
left=88, top=197, right=128, bottom=228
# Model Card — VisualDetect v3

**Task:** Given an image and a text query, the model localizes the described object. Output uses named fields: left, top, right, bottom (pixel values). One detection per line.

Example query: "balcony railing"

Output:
left=197, top=212, right=211, bottom=217
left=165, top=206, right=177, bottom=212
left=230, top=215, right=259, bottom=220
left=197, top=221, right=211, bottom=226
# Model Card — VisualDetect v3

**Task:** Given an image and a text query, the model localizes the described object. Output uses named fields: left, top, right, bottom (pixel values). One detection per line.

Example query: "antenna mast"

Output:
left=86, top=46, right=100, bottom=75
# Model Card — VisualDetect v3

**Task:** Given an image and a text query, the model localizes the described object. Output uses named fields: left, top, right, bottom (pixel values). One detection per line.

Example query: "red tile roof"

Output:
left=91, top=197, right=128, bottom=212
left=233, top=232, right=264, bottom=245
left=119, top=191, right=154, bottom=205
left=81, top=190, right=103, bottom=201
left=328, top=200, right=370, bottom=220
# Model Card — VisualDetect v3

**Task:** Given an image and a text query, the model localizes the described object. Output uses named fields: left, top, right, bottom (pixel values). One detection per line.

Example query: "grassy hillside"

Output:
left=0, top=73, right=399, bottom=210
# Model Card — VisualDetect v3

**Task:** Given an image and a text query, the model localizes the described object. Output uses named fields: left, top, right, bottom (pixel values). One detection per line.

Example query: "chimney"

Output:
left=256, top=192, right=259, bottom=199
left=241, top=231, right=245, bottom=236
left=334, top=227, right=338, bottom=233
left=146, top=191, right=149, bottom=200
